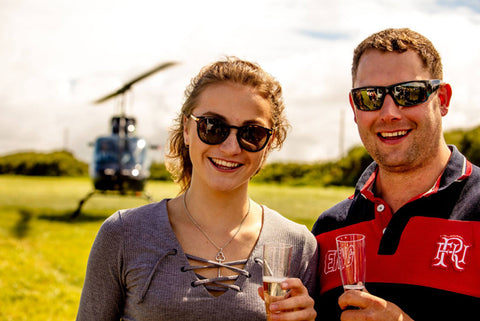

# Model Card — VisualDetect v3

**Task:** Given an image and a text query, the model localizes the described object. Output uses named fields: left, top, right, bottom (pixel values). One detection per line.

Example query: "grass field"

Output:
left=0, top=175, right=353, bottom=320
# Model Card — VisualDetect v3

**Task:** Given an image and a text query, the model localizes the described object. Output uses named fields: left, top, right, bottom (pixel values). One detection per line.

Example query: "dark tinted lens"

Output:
left=238, top=125, right=270, bottom=152
left=352, top=88, right=384, bottom=111
left=393, top=82, right=428, bottom=106
left=197, top=117, right=229, bottom=144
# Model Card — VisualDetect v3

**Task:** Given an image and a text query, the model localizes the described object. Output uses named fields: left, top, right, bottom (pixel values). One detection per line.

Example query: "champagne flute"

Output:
left=262, top=243, right=292, bottom=321
left=336, top=234, right=366, bottom=291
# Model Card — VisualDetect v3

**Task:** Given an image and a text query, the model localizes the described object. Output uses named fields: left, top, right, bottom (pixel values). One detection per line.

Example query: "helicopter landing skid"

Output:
left=70, top=189, right=154, bottom=220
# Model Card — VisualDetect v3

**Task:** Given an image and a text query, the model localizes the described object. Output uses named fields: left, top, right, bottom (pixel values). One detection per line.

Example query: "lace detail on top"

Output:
left=183, top=254, right=250, bottom=292
left=138, top=249, right=178, bottom=303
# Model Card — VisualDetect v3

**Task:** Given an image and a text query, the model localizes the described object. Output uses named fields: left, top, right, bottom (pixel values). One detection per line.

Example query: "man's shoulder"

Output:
left=468, top=161, right=480, bottom=179
left=312, top=197, right=354, bottom=235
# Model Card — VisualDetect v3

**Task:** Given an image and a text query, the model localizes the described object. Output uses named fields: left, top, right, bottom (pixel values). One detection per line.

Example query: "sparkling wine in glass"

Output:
left=262, top=243, right=292, bottom=320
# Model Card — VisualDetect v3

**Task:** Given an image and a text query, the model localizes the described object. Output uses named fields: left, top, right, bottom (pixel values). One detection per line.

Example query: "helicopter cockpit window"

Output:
left=95, top=139, right=118, bottom=164
left=123, top=138, right=147, bottom=165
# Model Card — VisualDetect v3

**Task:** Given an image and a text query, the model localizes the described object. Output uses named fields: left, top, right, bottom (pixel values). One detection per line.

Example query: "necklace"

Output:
left=183, top=191, right=250, bottom=277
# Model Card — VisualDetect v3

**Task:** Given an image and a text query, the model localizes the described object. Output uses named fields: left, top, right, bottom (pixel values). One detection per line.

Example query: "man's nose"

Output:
left=379, top=93, right=402, bottom=121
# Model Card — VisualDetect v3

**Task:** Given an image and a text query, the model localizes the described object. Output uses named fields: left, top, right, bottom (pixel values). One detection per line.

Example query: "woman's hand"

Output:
left=258, top=277, right=316, bottom=321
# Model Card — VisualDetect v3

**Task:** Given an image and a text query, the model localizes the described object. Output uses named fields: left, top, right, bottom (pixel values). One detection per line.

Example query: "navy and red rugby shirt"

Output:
left=312, top=146, right=480, bottom=320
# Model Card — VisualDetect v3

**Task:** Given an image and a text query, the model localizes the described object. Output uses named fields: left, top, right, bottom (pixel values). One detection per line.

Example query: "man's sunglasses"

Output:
left=188, top=114, right=273, bottom=152
left=351, top=79, right=442, bottom=111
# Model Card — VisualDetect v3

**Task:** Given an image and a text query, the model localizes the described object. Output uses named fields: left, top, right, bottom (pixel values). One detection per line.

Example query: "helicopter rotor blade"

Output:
left=93, top=61, right=178, bottom=104
left=93, top=90, right=124, bottom=104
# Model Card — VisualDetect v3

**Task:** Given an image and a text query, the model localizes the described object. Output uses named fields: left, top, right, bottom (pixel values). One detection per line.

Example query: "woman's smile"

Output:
left=209, top=157, right=243, bottom=170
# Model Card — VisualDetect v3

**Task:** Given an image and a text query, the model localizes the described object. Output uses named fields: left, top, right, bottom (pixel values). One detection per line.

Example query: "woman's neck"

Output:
left=184, top=184, right=251, bottom=226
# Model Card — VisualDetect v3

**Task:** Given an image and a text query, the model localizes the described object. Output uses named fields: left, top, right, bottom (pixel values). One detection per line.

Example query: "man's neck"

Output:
left=375, top=145, right=452, bottom=213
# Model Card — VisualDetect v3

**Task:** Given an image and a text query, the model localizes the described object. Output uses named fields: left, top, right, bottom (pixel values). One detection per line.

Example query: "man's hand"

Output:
left=338, top=289, right=414, bottom=321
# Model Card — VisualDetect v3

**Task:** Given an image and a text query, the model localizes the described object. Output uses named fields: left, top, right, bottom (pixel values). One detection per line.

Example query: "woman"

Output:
left=77, top=57, right=318, bottom=321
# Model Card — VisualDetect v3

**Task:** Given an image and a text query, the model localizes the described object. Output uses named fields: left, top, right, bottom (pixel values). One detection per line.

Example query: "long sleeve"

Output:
left=300, top=226, right=319, bottom=297
left=76, top=213, right=125, bottom=320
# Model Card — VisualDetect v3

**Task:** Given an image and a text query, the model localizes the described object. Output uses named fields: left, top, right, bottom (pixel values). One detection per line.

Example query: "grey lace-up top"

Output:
left=76, top=199, right=318, bottom=321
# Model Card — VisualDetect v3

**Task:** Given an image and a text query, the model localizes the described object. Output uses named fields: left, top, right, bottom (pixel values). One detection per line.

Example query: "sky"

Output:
left=1, top=0, right=480, bottom=163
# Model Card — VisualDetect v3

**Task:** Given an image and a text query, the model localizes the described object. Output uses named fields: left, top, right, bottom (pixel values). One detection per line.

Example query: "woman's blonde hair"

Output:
left=165, top=56, right=289, bottom=193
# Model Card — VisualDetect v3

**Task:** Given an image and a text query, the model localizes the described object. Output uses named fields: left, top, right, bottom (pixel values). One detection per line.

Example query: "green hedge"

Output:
left=2, top=125, right=480, bottom=187
left=149, top=162, right=172, bottom=181
left=252, top=145, right=372, bottom=186
left=0, top=150, right=88, bottom=176
left=253, top=125, right=480, bottom=187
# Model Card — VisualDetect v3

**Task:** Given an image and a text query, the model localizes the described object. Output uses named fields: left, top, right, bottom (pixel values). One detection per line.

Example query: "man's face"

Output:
left=350, top=49, right=449, bottom=173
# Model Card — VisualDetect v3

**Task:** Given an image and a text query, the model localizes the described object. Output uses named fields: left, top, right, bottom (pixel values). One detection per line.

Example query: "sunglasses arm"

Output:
left=348, top=93, right=359, bottom=123
left=183, top=114, right=192, bottom=146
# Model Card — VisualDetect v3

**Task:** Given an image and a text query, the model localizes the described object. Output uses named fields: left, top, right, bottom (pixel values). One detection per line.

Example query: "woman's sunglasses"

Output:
left=351, top=79, right=442, bottom=111
left=188, top=114, right=273, bottom=152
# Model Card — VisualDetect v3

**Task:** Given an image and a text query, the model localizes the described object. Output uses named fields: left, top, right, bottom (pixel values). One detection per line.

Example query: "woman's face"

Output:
left=184, top=82, right=273, bottom=194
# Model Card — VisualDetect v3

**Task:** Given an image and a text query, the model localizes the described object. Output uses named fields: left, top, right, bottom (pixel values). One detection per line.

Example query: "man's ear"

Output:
left=438, top=83, right=452, bottom=116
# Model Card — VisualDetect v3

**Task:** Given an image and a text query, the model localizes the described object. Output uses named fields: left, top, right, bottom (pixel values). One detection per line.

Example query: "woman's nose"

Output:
left=219, top=129, right=242, bottom=154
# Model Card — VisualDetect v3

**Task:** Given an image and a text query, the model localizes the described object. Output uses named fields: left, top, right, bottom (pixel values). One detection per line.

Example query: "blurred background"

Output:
left=2, top=0, right=480, bottom=165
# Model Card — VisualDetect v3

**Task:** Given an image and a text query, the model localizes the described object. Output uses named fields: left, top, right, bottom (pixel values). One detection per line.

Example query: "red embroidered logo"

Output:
left=432, top=235, right=471, bottom=271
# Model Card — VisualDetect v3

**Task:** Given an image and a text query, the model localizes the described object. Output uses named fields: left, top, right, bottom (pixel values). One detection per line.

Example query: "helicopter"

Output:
left=71, top=61, right=177, bottom=219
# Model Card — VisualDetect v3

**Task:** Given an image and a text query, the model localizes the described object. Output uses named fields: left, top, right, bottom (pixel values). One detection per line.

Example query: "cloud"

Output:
left=438, top=0, right=480, bottom=13
left=1, top=0, right=480, bottom=164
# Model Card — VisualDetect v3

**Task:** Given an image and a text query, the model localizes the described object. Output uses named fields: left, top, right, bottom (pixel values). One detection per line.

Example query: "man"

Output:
left=312, top=28, right=480, bottom=320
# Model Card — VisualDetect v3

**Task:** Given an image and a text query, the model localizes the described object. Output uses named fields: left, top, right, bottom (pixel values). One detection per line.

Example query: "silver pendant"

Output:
left=216, top=250, right=225, bottom=277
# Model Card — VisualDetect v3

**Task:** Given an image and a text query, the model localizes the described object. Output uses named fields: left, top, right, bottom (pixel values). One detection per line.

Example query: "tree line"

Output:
left=0, top=151, right=88, bottom=177
left=1, top=126, right=479, bottom=187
